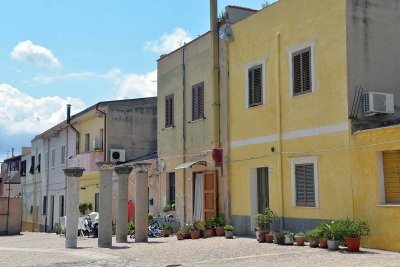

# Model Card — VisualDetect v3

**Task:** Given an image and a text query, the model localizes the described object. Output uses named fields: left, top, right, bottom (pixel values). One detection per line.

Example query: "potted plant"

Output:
left=325, top=220, right=345, bottom=251
left=316, top=223, right=328, bottom=248
left=282, top=230, right=294, bottom=245
left=214, top=216, right=225, bottom=236
left=294, top=232, right=305, bottom=246
left=224, top=225, right=234, bottom=239
left=258, top=231, right=266, bottom=243
left=204, top=221, right=213, bottom=238
left=176, top=229, right=185, bottom=240
left=275, top=231, right=285, bottom=245
left=190, top=220, right=203, bottom=239
left=128, top=221, right=135, bottom=236
left=264, top=232, right=273, bottom=243
left=306, top=229, right=319, bottom=248
left=162, top=203, right=172, bottom=213
left=343, top=219, right=370, bottom=252
left=181, top=223, right=191, bottom=239
left=162, top=224, right=172, bottom=237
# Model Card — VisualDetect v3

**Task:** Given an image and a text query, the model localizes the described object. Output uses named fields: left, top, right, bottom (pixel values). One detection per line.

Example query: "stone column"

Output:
left=63, top=167, right=85, bottom=249
left=114, top=165, right=133, bottom=243
left=134, top=163, right=151, bottom=243
left=97, top=162, right=116, bottom=248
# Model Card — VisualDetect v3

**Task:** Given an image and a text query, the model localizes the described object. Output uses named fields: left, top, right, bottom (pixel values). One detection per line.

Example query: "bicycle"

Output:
left=149, top=213, right=180, bottom=234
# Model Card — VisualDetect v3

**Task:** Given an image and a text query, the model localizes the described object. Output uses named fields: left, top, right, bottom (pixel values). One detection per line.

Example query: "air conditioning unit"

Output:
left=363, top=92, right=394, bottom=117
left=110, top=149, right=126, bottom=162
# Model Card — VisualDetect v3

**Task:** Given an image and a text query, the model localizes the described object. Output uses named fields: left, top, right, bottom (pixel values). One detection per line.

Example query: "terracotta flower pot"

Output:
left=211, top=228, right=217, bottom=236
left=308, top=237, right=319, bottom=248
left=162, top=229, right=170, bottom=237
left=344, top=237, right=361, bottom=252
left=176, top=233, right=184, bottom=240
left=184, top=233, right=191, bottom=239
left=204, top=229, right=213, bottom=238
left=266, top=234, right=274, bottom=243
left=319, top=238, right=328, bottom=248
left=215, top=227, right=225, bottom=236
left=295, top=236, right=305, bottom=246
left=225, top=231, right=234, bottom=239
left=191, top=230, right=200, bottom=239
left=258, top=233, right=266, bottom=243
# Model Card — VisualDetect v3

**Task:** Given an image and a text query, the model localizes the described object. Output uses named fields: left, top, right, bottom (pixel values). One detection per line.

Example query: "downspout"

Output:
left=66, top=104, right=80, bottom=157
left=45, top=139, right=50, bottom=231
left=95, top=103, right=107, bottom=161
left=225, top=43, right=232, bottom=223
left=181, top=47, right=186, bottom=223
left=276, top=32, right=284, bottom=229
left=211, top=0, right=220, bottom=149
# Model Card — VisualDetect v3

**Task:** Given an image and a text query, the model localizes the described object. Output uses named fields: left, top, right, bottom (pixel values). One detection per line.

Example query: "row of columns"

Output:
left=63, top=162, right=151, bottom=248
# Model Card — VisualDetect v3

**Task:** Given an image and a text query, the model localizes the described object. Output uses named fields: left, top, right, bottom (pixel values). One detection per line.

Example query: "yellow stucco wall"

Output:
left=79, top=172, right=99, bottom=210
left=350, top=126, right=400, bottom=252
left=75, top=114, right=104, bottom=153
left=229, top=0, right=349, bottom=219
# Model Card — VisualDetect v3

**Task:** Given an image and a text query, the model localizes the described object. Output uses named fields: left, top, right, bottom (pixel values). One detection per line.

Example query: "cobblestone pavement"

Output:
left=0, top=232, right=399, bottom=267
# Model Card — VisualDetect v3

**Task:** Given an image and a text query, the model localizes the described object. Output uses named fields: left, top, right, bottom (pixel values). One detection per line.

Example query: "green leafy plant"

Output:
left=180, top=224, right=191, bottom=234
left=306, top=229, right=319, bottom=238
left=344, top=219, right=370, bottom=238
left=55, top=223, right=62, bottom=235
left=128, top=221, right=135, bottom=231
left=276, top=231, right=286, bottom=244
left=224, top=225, right=234, bottom=231
left=294, top=231, right=305, bottom=237
left=204, top=221, right=212, bottom=230
left=148, top=212, right=155, bottom=221
left=79, top=203, right=92, bottom=215
left=191, top=220, right=204, bottom=231
left=162, top=203, right=172, bottom=213
left=212, top=216, right=225, bottom=227
left=162, top=224, right=172, bottom=231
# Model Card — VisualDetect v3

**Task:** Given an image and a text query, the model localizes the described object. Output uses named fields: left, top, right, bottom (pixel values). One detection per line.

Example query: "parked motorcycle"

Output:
left=83, top=212, right=99, bottom=237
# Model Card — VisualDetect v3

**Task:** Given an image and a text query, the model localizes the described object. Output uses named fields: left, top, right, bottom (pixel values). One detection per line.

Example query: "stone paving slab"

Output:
left=0, top=232, right=399, bottom=267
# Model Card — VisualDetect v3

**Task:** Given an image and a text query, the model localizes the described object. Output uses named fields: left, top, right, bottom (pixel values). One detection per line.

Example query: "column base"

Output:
left=65, top=238, right=77, bottom=248
left=116, top=235, right=127, bottom=243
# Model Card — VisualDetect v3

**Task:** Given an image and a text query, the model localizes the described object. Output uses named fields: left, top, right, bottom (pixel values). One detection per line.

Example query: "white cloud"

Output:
left=0, top=84, right=85, bottom=135
left=10, top=40, right=62, bottom=68
left=106, top=68, right=157, bottom=98
left=144, top=28, right=192, bottom=54
left=33, top=72, right=96, bottom=84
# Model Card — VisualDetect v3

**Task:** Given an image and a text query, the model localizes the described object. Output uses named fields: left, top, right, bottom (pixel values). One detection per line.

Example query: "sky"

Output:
left=0, top=0, right=276, bottom=162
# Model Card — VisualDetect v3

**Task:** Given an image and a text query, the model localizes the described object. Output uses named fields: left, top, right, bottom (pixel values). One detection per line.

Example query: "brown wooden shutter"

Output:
left=192, top=82, right=204, bottom=121
left=198, top=83, right=204, bottom=119
left=192, top=86, right=198, bottom=120
left=293, top=54, right=302, bottom=95
left=383, top=151, right=400, bottom=203
left=295, top=163, right=315, bottom=207
left=293, top=47, right=312, bottom=96
left=203, top=171, right=217, bottom=221
left=248, top=65, right=262, bottom=107
left=302, top=49, right=311, bottom=92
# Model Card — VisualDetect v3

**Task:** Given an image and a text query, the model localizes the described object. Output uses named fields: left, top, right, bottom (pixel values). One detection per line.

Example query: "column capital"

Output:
left=133, top=163, right=152, bottom=173
left=114, top=165, right=133, bottom=175
left=96, top=161, right=116, bottom=171
left=63, top=167, right=85, bottom=177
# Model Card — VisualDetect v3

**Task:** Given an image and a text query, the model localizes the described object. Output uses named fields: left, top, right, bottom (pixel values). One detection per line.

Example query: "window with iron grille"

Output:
left=165, top=94, right=174, bottom=128
left=295, top=163, right=315, bottom=207
left=192, top=82, right=204, bottom=121
left=292, top=47, right=312, bottom=96
left=248, top=64, right=263, bottom=107
left=168, top=172, right=175, bottom=205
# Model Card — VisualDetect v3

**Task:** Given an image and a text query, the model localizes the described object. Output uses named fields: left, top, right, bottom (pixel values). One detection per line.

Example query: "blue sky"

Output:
left=0, top=0, right=275, bottom=161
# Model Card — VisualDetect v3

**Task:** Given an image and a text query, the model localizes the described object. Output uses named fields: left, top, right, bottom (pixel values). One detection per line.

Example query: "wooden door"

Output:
left=203, top=171, right=217, bottom=221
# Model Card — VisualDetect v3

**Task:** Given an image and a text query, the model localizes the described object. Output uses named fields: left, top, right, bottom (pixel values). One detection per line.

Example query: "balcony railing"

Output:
left=68, top=151, right=104, bottom=172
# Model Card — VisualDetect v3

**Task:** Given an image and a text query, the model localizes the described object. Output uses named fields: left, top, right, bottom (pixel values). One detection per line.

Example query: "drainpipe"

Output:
left=181, top=47, right=186, bottom=223
left=45, top=139, right=50, bottom=231
left=66, top=104, right=80, bottom=156
left=276, top=32, right=284, bottom=229
left=95, top=103, right=107, bottom=161
left=211, top=0, right=220, bottom=149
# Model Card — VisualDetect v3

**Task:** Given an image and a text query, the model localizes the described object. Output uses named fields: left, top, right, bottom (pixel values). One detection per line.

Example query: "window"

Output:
left=42, top=196, right=47, bottom=215
left=37, top=153, right=41, bottom=172
left=382, top=151, right=400, bottom=204
left=289, top=156, right=319, bottom=208
left=165, top=95, right=174, bottom=128
left=84, top=134, right=90, bottom=152
left=245, top=60, right=265, bottom=108
left=61, top=145, right=66, bottom=164
left=257, top=167, right=269, bottom=213
left=288, top=39, right=316, bottom=97
left=168, top=173, right=176, bottom=205
left=20, top=160, right=27, bottom=176
left=192, top=83, right=204, bottom=121
left=51, top=149, right=55, bottom=168
left=248, top=65, right=263, bottom=107
left=29, top=156, right=35, bottom=174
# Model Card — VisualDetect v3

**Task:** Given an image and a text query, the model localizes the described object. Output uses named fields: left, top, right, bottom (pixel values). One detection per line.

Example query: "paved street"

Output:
left=0, top=233, right=400, bottom=267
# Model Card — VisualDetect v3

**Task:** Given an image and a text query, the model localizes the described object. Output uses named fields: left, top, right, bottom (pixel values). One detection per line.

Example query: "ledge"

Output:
left=376, top=204, right=400, bottom=207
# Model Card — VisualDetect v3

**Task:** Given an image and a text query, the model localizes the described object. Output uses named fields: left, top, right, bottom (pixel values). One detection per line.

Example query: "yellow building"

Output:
left=227, top=0, right=400, bottom=251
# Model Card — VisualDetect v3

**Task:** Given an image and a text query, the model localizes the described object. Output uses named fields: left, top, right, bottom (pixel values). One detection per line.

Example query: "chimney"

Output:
left=210, top=0, right=218, bottom=31
left=11, top=148, right=14, bottom=157
left=67, top=104, right=71, bottom=124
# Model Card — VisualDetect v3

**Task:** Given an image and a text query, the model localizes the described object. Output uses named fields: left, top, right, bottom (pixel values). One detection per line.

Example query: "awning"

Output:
left=175, top=160, right=207, bottom=170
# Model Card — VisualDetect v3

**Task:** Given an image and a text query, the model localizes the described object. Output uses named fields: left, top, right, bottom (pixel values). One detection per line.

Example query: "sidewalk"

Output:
left=0, top=232, right=399, bottom=266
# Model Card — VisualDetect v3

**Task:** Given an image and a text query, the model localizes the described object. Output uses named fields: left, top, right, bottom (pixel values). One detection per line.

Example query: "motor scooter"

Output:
left=83, top=212, right=99, bottom=237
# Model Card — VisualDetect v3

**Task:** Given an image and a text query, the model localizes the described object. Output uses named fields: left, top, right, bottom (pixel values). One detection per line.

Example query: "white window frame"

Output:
left=288, top=156, right=319, bottom=208
left=376, top=151, right=400, bottom=206
left=245, top=59, right=266, bottom=109
left=287, top=39, right=317, bottom=98
left=61, top=145, right=66, bottom=165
